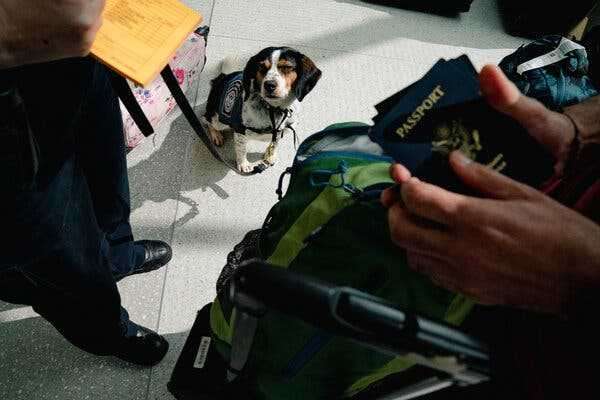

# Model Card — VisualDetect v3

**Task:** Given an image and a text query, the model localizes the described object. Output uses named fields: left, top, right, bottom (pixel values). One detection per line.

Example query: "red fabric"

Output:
left=541, top=144, right=600, bottom=224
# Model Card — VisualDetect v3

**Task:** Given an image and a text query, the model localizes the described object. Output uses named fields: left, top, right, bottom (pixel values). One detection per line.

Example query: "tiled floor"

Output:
left=0, top=1, right=528, bottom=399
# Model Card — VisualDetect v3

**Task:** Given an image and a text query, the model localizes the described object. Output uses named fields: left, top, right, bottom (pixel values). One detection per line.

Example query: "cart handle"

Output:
left=229, top=260, right=490, bottom=375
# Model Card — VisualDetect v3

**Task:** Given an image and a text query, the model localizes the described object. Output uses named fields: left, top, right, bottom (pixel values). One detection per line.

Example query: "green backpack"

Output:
left=209, top=123, right=476, bottom=399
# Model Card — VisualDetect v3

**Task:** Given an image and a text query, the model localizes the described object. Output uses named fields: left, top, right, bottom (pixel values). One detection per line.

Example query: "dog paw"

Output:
left=209, top=129, right=225, bottom=147
left=238, top=161, right=254, bottom=173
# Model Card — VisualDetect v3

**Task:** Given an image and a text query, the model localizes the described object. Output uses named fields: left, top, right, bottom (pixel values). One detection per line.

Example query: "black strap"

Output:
left=109, top=72, right=154, bottom=137
left=289, top=123, right=298, bottom=149
left=276, top=167, right=293, bottom=200
left=160, top=65, right=261, bottom=176
left=269, top=107, right=279, bottom=143
left=268, top=107, right=294, bottom=143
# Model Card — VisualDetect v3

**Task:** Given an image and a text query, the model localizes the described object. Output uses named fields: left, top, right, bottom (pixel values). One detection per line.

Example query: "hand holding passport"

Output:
left=369, top=56, right=555, bottom=195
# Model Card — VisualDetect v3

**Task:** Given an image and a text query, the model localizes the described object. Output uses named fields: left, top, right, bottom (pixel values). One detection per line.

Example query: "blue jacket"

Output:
left=500, top=35, right=598, bottom=111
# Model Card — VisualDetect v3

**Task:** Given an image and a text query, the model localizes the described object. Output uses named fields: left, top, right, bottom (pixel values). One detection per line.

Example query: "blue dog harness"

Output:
left=217, top=72, right=245, bottom=132
left=217, top=72, right=296, bottom=143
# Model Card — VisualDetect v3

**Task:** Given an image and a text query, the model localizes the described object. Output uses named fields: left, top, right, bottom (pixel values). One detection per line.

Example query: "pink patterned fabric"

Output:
left=120, top=28, right=208, bottom=151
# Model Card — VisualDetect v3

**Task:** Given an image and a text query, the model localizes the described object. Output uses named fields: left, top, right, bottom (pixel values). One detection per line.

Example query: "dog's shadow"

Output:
left=127, top=104, right=264, bottom=228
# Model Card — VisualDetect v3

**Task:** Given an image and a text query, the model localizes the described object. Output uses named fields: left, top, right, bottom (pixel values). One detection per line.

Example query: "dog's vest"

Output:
left=217, top=72, right=295, bottom=142
left=217, top=72, right=246, bottom=133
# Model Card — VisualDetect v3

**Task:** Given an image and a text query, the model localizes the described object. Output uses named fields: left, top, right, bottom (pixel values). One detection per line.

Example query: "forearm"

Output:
left=0, top=0, right=105, bottom=69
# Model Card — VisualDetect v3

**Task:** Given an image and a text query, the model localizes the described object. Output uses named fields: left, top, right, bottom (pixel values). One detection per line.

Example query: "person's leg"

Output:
left=0, top=57, right=167, bottom=363
left=76, top=63, right=144, bottom=276
left=76, top=63, right=170, bottom=279
left=1, top=156, right=124, bottom=355
left=1, top=155, right=166, bottom=362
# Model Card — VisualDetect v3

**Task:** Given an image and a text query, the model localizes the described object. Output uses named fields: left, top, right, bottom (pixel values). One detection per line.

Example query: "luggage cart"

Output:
left=169, top=260, right=491, bottom=400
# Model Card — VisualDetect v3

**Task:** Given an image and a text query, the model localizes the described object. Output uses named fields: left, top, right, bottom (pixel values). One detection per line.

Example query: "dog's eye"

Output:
left=258, top=64, right=268, bottom=74
left=279, top=65, right=294, bottom=73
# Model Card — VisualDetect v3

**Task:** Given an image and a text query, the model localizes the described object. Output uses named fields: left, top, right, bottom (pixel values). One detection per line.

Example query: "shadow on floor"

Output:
left=0, top=313, right=192, bottom=400
left=127, top=100, right=276, bottom=230
left=127, top=105, right=231, bottom=219
left=336, top=0, right=466, bottom=17
left=291, top=0, right=526, bottom=51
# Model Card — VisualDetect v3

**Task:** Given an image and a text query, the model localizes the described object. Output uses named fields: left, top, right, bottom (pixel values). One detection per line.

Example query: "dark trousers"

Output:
left=0, top=57, right=144, bottom=355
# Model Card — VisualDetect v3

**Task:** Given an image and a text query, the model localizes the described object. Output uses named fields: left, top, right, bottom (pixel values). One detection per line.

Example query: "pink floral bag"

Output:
left=119, top=26, right=208, bottom=151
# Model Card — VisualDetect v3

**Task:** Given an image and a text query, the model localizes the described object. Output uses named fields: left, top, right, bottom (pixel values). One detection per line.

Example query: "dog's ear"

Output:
left=294, top=54, right=322, bottom=102
left=242, top=53, right=262, bottom=101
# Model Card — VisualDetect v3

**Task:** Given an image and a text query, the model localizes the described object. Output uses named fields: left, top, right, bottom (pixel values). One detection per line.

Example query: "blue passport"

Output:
left=369, top=55, right=554, bottom=193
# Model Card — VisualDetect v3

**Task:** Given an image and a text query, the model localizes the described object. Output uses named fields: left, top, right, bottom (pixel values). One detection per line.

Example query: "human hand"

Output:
left=381, top=64, right=578, bottom=208
left=0, top=0, right=106, bottom=68
left=479, top=64, right=577, bottom=175
left=380, top=63, right=600, bottom=316
left=382, top=152, right=600, bottom=316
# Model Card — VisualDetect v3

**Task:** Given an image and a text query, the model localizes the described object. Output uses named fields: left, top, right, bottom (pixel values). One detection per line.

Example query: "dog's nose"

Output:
left=264, top=80, right=277, bottom=93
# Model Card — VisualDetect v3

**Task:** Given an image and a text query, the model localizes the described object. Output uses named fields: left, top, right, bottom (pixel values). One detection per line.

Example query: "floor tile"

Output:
left=0, top=316, right=150, bottom=400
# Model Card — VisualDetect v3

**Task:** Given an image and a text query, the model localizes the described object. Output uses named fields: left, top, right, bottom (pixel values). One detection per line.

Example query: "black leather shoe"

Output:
left=114, top=324, right=169, bottom=366
left=116, top=240, right=172, bottom=281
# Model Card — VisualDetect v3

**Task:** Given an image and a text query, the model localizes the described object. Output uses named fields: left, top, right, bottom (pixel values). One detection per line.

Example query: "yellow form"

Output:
left=91, top=0, right=202, bottom=87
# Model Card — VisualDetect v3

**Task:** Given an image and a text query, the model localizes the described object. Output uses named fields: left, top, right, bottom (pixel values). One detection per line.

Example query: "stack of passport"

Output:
left=369, top=55, right=555, bottom=194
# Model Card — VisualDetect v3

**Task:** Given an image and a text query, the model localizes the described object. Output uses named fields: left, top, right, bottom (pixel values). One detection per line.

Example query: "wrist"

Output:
left=562, top=96, right=600, bottom=146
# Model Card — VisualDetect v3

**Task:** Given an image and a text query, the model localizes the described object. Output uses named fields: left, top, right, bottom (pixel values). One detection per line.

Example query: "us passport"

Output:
left=373, top=55, right=478, bottom=121
left=369, top=55, right=555, bottom=193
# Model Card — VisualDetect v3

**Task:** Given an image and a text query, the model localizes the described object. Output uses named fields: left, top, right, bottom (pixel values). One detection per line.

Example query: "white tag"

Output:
left=516, top=37, right=586, bottom=75
left=193, top=336, right=212, bottom=369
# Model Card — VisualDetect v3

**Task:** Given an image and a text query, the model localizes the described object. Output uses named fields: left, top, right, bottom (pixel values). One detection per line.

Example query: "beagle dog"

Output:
left=203, top=47, right=321, bottom=173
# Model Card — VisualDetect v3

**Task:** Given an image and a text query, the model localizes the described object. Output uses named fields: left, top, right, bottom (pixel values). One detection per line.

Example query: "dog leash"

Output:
left=111, top=66, right=255, bottom=176
left=160, top=66, right=262, bottom=176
